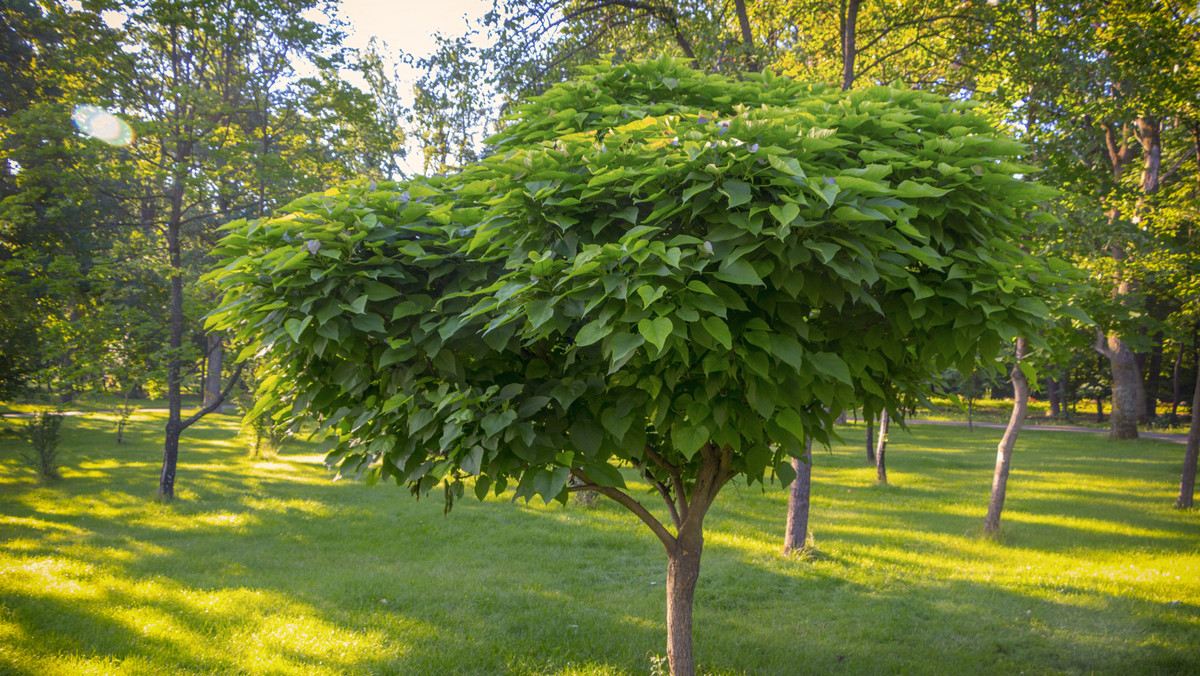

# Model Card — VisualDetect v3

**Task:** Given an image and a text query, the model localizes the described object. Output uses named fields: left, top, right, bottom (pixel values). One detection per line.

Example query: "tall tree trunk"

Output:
left=985, top=338, right=1030, bottom=535
left=1144, top=328, right=1165, bottom=424
left=159, top=170, right=186, bottom=501
left=875, top=410, right=889, bottom=484
left=1046, top=374, right=1060, bottom=418
left=1176, top=355, right=1200, bottom=509
left=783, top=438, right=814, bottom=554
left=204, top=333, right=224, bottom=408
left=839, top=0, right=861, bottom=90
left=1170, top=342, right=1185, bottom=426
left=865, top=416, right=875, bottom=464
left=732, top=0, right=757, bottom=71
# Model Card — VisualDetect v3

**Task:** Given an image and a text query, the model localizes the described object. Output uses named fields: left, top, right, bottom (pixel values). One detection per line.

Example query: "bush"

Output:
left=21, top=411, right=64, bottom=482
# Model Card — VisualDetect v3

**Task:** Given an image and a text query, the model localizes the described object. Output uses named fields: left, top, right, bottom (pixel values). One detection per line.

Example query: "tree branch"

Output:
left=642, top=443, right=688, bottom=520
left=632, top=458, right=682, bottom=529
left=179, top=361, right=245, bottom=432
left=573, top=469, right=676, bottom=552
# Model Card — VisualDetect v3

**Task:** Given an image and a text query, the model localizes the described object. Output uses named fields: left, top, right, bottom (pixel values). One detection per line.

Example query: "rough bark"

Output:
left=984, top=338, right=1030, bottom=535
left=1095, top=330, right=1143, bottom=439
left=875, top=410, right=889, bottom=484
left=783, top=438, right=814, bottom=555
left=1176, top=355, right=1200, bottom=509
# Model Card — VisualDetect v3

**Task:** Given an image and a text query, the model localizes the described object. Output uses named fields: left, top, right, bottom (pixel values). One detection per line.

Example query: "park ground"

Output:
left=0, top=409, right=1197, bottom=675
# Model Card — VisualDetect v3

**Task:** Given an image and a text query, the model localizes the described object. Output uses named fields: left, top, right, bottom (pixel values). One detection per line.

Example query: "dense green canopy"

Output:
left=207, top=57, right=1071, bottom=507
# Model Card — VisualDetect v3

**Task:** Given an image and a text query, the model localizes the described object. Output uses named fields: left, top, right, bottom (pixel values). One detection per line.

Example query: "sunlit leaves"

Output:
left=208, top=58, right=1071, bottom=508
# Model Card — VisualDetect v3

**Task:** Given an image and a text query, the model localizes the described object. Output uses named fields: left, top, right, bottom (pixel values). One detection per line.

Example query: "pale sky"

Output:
left=335, top=0, right=493, bottom=63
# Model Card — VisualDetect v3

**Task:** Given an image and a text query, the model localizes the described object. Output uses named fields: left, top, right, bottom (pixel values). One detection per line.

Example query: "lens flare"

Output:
left=72, top=105, right=134, bottom=147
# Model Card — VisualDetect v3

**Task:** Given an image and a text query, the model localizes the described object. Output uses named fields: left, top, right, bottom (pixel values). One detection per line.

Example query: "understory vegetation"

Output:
left=1, top=413, right=1195, bottom=675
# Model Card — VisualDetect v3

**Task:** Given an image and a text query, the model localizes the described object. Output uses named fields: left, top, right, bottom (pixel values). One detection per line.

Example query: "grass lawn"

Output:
left=0, top=412, right=1197, bottom=675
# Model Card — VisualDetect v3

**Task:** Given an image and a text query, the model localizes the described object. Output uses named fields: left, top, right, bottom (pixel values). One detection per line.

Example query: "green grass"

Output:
left=1, top=413, right=1197, bottom=675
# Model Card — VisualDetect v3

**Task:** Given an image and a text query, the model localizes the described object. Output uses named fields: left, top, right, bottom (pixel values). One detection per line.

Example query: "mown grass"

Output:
left=0, top=412, right=1197, bottom=675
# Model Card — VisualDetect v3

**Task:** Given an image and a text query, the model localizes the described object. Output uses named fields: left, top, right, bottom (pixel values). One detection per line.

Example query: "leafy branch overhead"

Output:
left=207, top=57, right=1071, bottom=519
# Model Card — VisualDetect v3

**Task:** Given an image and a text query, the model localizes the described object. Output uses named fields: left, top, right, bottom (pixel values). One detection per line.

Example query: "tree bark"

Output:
left=1144, top=328, right=1165, bottom=424
left=865, top=416, right=875, bottom=464
left=732, top=0, right=757, bottom=71
left=839, top=0, right=861, bottom=90
left=1046, top=374, right=1060, bottom=418
left=783, top=438, right=814, bottom=554
left=1095, top=330, right=1143, bottom=439
left=1170, top=342, right=1184, bottom=426
left=875, top=410, right=889, bottom=484
left=159, top=166, right=187, bottom=501
left=985, top=338, right=1029, bottom=535
left=204, top=333, right=224, bottom=408
left=1177, top=350, right=1200, bottom=509
left=666, top=523, right=703, bottom=676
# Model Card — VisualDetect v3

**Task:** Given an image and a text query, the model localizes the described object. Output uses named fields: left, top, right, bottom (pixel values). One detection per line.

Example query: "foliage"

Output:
left=210, top=57, right=1070, bottom=510
left=19, top=410, right=64, bottom=481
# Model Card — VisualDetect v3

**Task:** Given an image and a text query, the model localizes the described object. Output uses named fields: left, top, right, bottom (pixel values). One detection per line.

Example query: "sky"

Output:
left=334, top=0, right=492, bottom=64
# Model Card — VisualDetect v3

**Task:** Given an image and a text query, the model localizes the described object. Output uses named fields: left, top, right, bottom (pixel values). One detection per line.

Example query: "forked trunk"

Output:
left=783, top=438, right=814, bottom=554
left=865, top=416, right=875, bottom=464
left=666, top=527, right=703, bottom=676
left=1175, top=360, right=1200, bottom=509
left=985, top=339, right=1029, bottom=534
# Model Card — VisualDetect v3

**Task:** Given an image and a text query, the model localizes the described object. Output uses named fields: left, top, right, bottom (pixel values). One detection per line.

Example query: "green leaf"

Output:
left=576, top=318, right=613, bottom=346
left=776, top=408, right=805, bottom=444
left=601, top=407, right=632, bottom=440
left=670, top=422, right=710, bottom=459
left=351, top=312, right=385, bottom=334
left=701, top=316, right=732, bottom=350
left=721, top=179, right=752, bottom=207
left=364, top=280, right=401, bottom=300
left=284, top=316, right=312, bottom=343
left=638, top=316, right=673, bottom=351
left=809, top=352, right=853, bottom=385
left=608, top=332, right=645, bottom=362
left=713, top=258, right=764, bottom=286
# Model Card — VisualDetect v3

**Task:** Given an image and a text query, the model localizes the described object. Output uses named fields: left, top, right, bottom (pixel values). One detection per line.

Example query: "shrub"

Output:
left=21, top=410, right=64, bottom=482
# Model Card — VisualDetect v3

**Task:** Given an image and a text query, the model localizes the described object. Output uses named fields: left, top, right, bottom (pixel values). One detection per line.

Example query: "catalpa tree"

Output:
left=207, top=58, right=1073, bottom=675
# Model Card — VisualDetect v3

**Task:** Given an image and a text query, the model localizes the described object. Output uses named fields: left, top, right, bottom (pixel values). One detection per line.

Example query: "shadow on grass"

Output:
left=1, top=415, right=1198, bottom=675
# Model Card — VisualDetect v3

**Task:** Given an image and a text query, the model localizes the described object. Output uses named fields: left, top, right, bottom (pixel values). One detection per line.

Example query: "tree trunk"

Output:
left=666, top=525, right=703, bottom=676
left=204, top=333, right=224, bottom=408
left=839, top=0, right=861, bottom=90
left=865, top=416, right=875, bottom=464
left=1046, top=374, right=1060, bottom=418
left=875, top=410, right=889, bottom=484
left=1170, top=342, right=1184, bottom=426
left=159, top=170, right=186, bottom=501
left=782, top=438, right=814, bottom=555
left=985, top=338, right=1030, bottom=535
left=1176, top=352, right=1200, bottom=509
left=1144, top=329, right=1164, bottom=424
left=1106, top=335, right=1144, bottom=439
